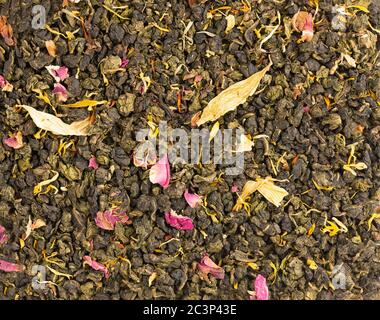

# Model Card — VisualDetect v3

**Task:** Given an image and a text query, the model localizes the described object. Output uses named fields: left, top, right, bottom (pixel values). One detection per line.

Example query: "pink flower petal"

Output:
left=292, top=12, right=314, bottom=42
left=0, top=259, right=25, bottom=272
left=0, top=74, right=13, bottom=91
left=194, top=75, right=203, bottom=83
left=149, top=154, right=170, bottom=188
left=95, top=208, right=130, bottom=231
left=0, top=75, right=6, bottom=87
left=250, top=274, right=269, bottom=300
left=165, top=210, right=194, bottom=230
left=52, top=83, right=68, bottom=102
left=120, top=58, right=129, bottom=68
left=3, top=131, right=23, bottom=149
left=302, top=14, right=314, bottom=42
left=184, top=189, right=202, bottom=208
left=88, top=156, right=99, bottom=170
left=46, top=65, right=69, bottom=82
left=0, top=224, right=8, bottom=245
left=56, top=66, right=69, bottom=81
left=95, top=211, right=114, bottom=230
left=83, top=255, right=110, bottom=278
left=197, top=254, right=225, bottom=279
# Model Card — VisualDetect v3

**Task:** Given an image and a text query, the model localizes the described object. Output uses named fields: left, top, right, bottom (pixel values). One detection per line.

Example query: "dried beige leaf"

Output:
left=196, top=31, right=216, bottom=37
left=45, top=40, right=57, bottom=57
left=196, top=62, right=272, bottom=126
left=209, top=121, right=220, bottom=142
left=225, top=15, right=235, bottom=34
left=33, top=219, right=47, bottom=229
left=332, top=217, right=348, bottom=233
left=236, top=180, right=261, bottom=208
left=257, top=177, right=289, bottom=207
left=343, top=53, right=356, bottom=68
left=236, top=134, right=254, bottom=152
left=148, top=272, right=157, bottom=287
left=20, top=105, right=95, bottom=136
left=235, top=134, right=269, bottom=153
left=23, top=216, right=32, bottom=241
left=234, top=177, right=288, bottom=211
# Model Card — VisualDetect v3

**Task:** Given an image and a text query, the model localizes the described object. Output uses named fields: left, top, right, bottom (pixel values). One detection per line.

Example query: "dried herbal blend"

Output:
left=0, top=0, right=380, bottom=301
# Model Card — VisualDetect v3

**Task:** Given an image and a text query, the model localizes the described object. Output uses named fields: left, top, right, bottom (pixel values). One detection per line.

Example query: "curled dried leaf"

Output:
left=259, top=11, right=281, bottom=52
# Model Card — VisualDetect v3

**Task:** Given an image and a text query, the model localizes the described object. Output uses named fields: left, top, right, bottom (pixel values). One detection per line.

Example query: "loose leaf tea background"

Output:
left=0, top=0, right=379, bottom=300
